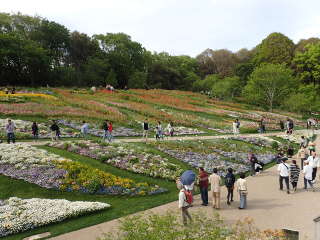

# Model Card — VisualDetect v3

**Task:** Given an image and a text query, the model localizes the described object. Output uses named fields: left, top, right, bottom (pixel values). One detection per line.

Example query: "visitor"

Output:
left=209, top=168, right=221, bottom=209
left=6, top=119, right=16, bottom=144
left=225, top=168, right=236, bottom=205
left=248, top=151, right=258, bottom=176
left=102, top=120, right=108, bottom=141
left=81, top=121, right=89, bottom=138
left=287, top=145, right=294, bottom=158
left=305, top=151, right=319, bottom=182
left=308, top=141, right=316, bottom=155
left=255, top=162, right=263, bottom=173
left=142, top=119, right=149, bottom=143
left=178, top=185, right=192, bottom=225
left=286, top=118, right=293, bottom=135
left=166, top=121, right=174, bottom=137
left=232, top=120, right=239, bottom=134
left=300, top=136, right=308, bottom=148
left=4, top=88, right=9, bottom=94
left=50, top=120, right=60, bottom=141
left=277, top=158, right=290, bottom=194
left=31, top=122, right=39, bottom=140
left=236, top=173, right=248, bottom=209
left=290, top=160, right=300, bottom=192
left=279, top=120, right=285, bottom=131
left=198, top=167, right=209, bottom=206
left=297, top=146, right=308, bottom=170
left=303, top=161, right=314, bottom=191
left=155, top=121, right=163, bottom=140
left=11, top=87, right=16, bottom=94
left=259, top=118, right=266, bottom=133
left=107, top=121, right=113, bottom=142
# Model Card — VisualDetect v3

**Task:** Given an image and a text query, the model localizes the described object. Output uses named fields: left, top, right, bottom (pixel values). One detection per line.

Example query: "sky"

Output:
left=1, top=0, right=320, bottom=56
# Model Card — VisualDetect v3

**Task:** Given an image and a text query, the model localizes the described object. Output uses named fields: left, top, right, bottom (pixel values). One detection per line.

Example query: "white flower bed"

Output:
left=0, top=197, right=110, bottom=237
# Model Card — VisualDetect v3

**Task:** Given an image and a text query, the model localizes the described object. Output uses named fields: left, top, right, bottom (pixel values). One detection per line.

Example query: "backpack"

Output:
left=183, top=190, right=193, bottom=204
left=225, top=175, right=234, bottom=187
left=236, top=121, right=240, bottom=128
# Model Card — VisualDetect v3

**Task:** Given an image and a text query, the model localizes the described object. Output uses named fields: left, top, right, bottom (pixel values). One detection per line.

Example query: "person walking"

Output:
left=50, top=120, right=60, bottom=141
left=303, top=161, right=314, bottom=191
left=166, top=122, right=174, bottom=137
left=102, top=120, right=108, bottom=141
left=279, top=120, right=285, bottom=131
left=178, top=185, right=192, bottom=225
left=107, top=121, right=113, bottom=142
left=198, top=167, right=209, bottom=206
left=305, top=151, right=319, bottom=182
left=277, top=158, right=290, bottom=194
left=31, top=122, right=39, bottom=140
left=232, top=120, right=239, bottom=134
left=290, top=160, right=300, bottom=192
left=308, top=141, right=316, bottom=155
left=155, top=121, right=163, bottom=140
left=236, top=173, right=248, bottom=209
left=6, top=119, right=16, bottom=144
left=225, top=168, right=236, bottom=205
left=259, top=118, right=266, bottom=133
left=297, top=146, right=308, bottom=170
left=248, top=151, right=258, bottom=176
left=80, top=121, right=89, bottom=138
left=209, top=168, right=221, bottom=209
left=300, top=136, right=308, bottom=148
left=142, top=119, right=149, bottom=143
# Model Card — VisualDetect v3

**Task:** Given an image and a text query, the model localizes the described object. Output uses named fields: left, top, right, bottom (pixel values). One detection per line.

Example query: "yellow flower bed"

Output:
left=0, top=91, right=57, bottom=100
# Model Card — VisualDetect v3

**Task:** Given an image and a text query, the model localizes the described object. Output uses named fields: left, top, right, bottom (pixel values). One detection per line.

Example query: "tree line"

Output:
left=1, top=12, right=320, bottom=114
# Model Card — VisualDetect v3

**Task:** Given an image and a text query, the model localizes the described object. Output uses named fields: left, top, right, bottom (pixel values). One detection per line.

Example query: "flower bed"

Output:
left=47, top=140, right=183, bottom=180
left=0, top=143, right=165, bottom=195
left=0, top=197, right=109, bottom=237
left=0, top=119, right=80, bottom=139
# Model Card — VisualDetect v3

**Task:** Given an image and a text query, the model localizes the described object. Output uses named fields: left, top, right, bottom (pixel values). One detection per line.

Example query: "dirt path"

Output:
left=48, top=130, right=320, bottom=240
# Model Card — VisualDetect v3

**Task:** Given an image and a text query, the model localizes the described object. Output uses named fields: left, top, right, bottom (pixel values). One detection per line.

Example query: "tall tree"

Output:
left=294, top=37, right=320, bottom=54
left=243, top=64, right=298, bottom=111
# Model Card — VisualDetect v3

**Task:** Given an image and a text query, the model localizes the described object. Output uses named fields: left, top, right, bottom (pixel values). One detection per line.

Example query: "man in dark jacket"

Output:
left=225, top=168, right=236, bottom=205
left=248, top=151, right=258, bottom=176
left=198, top=167, right=209, bottom=206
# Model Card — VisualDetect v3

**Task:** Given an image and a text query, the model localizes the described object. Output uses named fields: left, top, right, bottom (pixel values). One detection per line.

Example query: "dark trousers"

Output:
left=279, top=176, right=289, bottom=190
left=304, top=178, right=313, bottom=189
left=312, top=168, right=317, bottom=180
left=291, top=181, right=297, bottom=189
left=251, top=163, right=255, bottom=176
left=301, top=158, right=306, bottom=170
left=227, top=186, right=234, bottom=202
left=200, top=187, right=208, bottom=205
left=7, top=133, right=15, bottom=143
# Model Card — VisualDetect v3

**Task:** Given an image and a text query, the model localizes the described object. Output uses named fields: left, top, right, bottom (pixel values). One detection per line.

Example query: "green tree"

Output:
left=82, top=57, right=110, bottom=86
left=294, top=37, right=320, bottom=54
left=243, top=63, right=298, bottom=111
left=212, top=76, right=242, bottom=99
left=192, top=74, right=220, bottom=92
left=293, top=43, right=320, bottom=86
left=105, top=69, right=117, bottom=87
left=128, top=71, right=147, bottom=89
left=253, top=32, right=295, bottom=65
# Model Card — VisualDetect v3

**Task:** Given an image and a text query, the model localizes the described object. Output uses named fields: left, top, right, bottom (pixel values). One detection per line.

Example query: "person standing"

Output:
left=277, top=158, right=290, bottom=194
left=142, top=119, right=149, bottom=143
left=232, top=120, right=239, bottom=134
left=303, top=161, right=314, bottom=191
left=308, top=141, right=316, bottom=155
left=102, top=120, right=108, bottom=141
left=167, top=121, right=174, bottom=137
left=31, top=122, right=39, bottom=140
left=290, top=160, right=300, bottom=192
left=156, top=121, right=163, bottom=140
left=297, top=146, right=308, bottom=170
left=80, top=121, right=89, bottom=138
left=236, top=173, right=248, bottom=209
left=279, top=120, right=285, bottom=131
left=305, top=151, right=319, bottom=182
left=198, top=167, right=209, bottom=206
left=50, top=120, right=60, bottom=141
left=248, top=151, right=257, bottom=176
left=107, top=121, right=113, bottom=142
left=259, top=118, right=266, bottom=133
left=300, top=136, right=308, bottom=148
left=209, top=168, right=221, bottom=209
left=225, top=168, right=236, bottom=205
left=6, top=119, right=16, bottom=144
left=178, top=185, right=192, bottom=225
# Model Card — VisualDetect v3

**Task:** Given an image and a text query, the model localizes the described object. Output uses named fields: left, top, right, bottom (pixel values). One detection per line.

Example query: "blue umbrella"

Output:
left=180, top=170, right=196, bottom=185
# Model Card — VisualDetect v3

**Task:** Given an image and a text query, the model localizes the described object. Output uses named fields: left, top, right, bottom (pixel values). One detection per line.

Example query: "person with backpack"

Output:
left=198, top=167, right=209, bottom=206
left=277, top=158, right=290, bottom=194
left=209, top=168, right=221, bottom=209
left=236, top=173, right=248, bottom=209
left=248, top=151, right=257, bottom=176
left=178, top=185, right=192, bottom=225
left=225, top=168, right=236, bottom=205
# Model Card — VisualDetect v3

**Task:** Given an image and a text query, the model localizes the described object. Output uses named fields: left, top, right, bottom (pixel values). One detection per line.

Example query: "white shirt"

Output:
left=236, top=178, right=247, bottom=192
left=306, top=156, right=320, bottom=168
left=303, top=165, right=313, bottom=180
left=277, top=163, right=290, bottom=177
left=178, top=189, right=189, bottom=208
left=81, top=123, right=89, bottom=133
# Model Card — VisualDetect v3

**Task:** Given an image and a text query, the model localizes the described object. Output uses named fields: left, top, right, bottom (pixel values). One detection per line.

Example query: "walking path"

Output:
left=48, top=130, right=320, bottom=240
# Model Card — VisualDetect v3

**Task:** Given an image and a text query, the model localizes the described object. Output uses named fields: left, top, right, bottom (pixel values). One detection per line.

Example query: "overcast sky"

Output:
left=2, top=0, right=320, bottom=56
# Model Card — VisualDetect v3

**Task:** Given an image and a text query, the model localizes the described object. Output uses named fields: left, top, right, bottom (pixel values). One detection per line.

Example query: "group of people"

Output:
left=142, top=119, right=174, bottom=142
left=102, top=120, right=113, bottom=142
left=3, top=87, right=16, bottom=94
left=177, top=167, right=248, bottom=225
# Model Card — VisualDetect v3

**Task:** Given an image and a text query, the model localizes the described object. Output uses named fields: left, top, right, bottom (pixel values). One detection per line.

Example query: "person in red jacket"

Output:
left=107, top=121, right=113, bottom=142
left=198, top=167, right=209, bottom=206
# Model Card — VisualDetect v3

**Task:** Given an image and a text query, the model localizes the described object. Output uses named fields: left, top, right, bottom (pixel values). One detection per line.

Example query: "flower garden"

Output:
left=0, top=88, right=308, bottom=239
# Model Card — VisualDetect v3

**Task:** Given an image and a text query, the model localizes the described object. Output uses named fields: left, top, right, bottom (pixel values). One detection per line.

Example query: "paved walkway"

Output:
left=49, top=130, right=320, bottom=240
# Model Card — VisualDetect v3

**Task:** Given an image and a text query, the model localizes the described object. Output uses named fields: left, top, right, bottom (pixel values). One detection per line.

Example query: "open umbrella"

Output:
left=180, top=170, right=196, bottom=185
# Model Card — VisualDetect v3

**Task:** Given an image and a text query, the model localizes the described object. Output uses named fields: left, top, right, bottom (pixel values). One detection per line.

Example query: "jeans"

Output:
left=239, top=192, right=247, bottom=209
left=7, top=133, right=15, bottom=143
left=312, top=168, right=317, bottom=181
left=181, top=207, right=192, bottom=225
left=102, top=130, right=108, bottom=140
left=279, top=176, right=290, bottom=191
left=227, top=186, right=234, bottom=202
left=304, top=177, right=314, bottom=189
left=200, top=187, right=208, bottom=205
left=106, top=131, right=113, bottom=142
